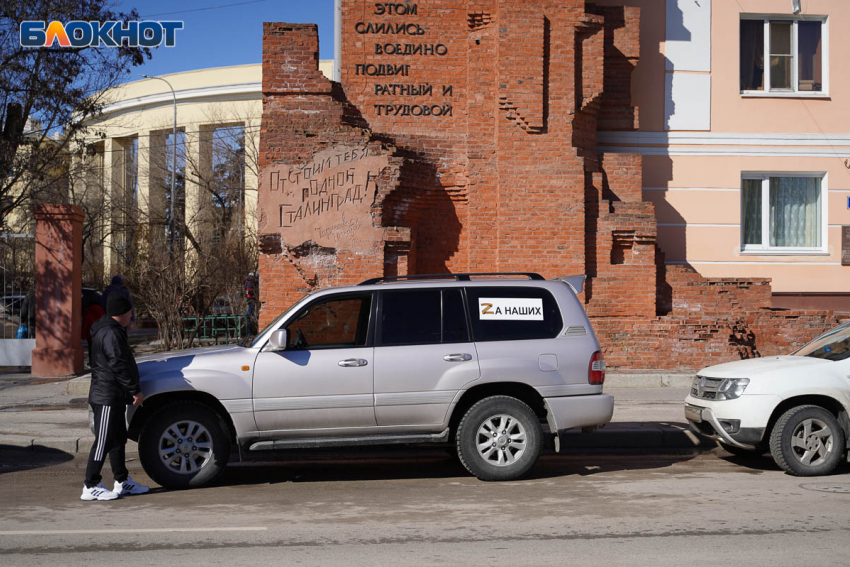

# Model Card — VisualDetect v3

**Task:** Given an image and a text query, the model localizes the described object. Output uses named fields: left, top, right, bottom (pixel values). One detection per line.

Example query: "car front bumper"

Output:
left=684, top=394, right=779, bottom=449
left=685, top=404, right=764, bottom=449
left=544, top=394, right=614, bottom=452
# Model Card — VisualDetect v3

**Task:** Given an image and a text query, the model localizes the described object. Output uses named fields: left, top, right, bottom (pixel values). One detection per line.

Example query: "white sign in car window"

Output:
left=478, top=298, right=544, bottom=321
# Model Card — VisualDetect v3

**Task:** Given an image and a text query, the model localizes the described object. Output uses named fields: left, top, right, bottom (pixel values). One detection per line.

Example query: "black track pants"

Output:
left=85, top=404, right=129, bottom=488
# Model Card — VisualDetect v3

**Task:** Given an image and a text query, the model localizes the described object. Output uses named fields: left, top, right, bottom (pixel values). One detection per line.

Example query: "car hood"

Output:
left=699, top=355, right=830, bottom=378
left=137, top=345, right=249, bottom=379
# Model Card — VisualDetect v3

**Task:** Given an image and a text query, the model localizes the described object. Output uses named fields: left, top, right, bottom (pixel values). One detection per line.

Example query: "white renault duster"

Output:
left=685, top=321, right=850, bottom=476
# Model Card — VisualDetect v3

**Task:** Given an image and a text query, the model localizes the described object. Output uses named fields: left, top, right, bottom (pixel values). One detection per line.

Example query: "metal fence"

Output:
left=182, top=314, right=248, bottom=345
left=1, top=234, right=36, bottom=365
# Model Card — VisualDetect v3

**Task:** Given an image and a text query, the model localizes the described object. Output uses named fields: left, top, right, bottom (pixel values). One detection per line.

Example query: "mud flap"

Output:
left=544, top=400, right=561, bottom=453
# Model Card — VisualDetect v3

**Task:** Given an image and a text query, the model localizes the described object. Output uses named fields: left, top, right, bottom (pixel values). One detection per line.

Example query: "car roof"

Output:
left=309, top=274, right=585, bottom=295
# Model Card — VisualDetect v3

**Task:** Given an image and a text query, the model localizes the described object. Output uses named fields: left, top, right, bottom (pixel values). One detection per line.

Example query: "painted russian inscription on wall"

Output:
left=260, top=146, right=389, bottom=253
left=354, top=2, right=455, bottom=118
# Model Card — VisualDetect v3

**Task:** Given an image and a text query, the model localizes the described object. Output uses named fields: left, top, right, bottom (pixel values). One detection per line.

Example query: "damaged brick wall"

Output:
left=258, top=5, right=845, bottom=369
left=593, top=266, right=846, bottom=370
left=258, top=23, right=413, bottom=321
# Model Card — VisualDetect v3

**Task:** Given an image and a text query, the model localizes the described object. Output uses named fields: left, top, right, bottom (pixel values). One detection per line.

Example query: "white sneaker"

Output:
left=81, top=483, right=119, bottom=501
left=113, top=476, right=150, bottom=496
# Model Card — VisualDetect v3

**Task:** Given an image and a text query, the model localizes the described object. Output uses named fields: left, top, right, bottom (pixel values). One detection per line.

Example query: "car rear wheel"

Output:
left=769, top=405, right=845, bottom=477
left=139, top=401, right=231, bottom=489
left=456, top=395, right=541, bottom=481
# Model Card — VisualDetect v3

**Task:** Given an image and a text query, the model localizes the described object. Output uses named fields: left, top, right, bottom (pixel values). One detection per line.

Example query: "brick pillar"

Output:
left=31, top=205, right=84, bottom=377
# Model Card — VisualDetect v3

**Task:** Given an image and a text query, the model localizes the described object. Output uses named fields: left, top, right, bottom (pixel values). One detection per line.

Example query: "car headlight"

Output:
left=716, top=378, right=749, bottom=400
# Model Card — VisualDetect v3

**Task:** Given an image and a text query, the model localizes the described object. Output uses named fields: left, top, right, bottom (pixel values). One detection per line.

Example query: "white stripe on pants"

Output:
left=95, top=406, right=110, bottom=461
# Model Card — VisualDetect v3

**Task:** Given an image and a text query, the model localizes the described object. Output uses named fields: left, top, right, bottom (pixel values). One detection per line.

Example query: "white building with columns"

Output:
left=77, top=61, right=333, bottom=276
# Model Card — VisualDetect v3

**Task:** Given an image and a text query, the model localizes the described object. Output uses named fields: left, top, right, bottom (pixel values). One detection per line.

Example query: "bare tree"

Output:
left=102, top=105, right=260, bottom=349
left=0, top=1, right=149, bottom=228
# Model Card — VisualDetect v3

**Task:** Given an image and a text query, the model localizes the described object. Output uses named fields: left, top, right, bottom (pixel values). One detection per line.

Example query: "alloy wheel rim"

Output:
left=476, top=413, right=527, bottom=467
left=790, top=417, right=833, bottom=467
left=158, top=420, right=213, bottom=474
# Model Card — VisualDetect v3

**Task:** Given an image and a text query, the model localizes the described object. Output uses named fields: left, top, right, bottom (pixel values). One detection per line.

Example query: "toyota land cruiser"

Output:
left=127, top=273, right=613, bottom=488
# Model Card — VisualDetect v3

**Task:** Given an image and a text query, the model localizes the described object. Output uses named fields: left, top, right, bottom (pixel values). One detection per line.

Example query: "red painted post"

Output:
left=31, top=204, right=84, bottom=377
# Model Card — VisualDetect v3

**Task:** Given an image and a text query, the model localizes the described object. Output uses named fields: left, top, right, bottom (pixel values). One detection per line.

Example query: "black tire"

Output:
left=769, top=405, right=845, bottom=477
left=456, top=395, right=542, bottom=481
left=138, top=401, right=231, bottom=489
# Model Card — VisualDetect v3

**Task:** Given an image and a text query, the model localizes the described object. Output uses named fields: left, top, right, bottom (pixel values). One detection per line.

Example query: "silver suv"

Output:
left=128, top=273, right=614, bottom=488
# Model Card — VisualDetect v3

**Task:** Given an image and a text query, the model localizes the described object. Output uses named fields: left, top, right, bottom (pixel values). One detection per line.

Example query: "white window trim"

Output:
left=740, top=171, right=828, bottom=256
left=740, top=14, right=829, bottom=98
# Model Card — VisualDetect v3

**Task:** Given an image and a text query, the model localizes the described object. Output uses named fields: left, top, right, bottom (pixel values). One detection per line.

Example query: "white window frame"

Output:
left=740, top=14, right=829, bottom=98
left=740, top=172, right=828, bottom=255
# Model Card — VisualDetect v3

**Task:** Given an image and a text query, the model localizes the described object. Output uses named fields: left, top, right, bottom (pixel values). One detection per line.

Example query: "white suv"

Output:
left=126, top=273, right=614, bottom=488
left=685, top=322, right=850, bottom=476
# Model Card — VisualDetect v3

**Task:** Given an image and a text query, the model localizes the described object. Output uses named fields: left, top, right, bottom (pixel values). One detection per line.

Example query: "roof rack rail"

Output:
left=358, top=272, right=545, bottom=286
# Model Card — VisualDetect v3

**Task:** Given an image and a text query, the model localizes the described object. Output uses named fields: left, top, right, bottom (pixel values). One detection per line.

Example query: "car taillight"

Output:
left=588, top=351, right=605, bottom=385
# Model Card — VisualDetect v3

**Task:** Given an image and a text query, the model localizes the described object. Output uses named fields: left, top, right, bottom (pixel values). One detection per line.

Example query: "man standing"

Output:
left=81, top=294, right=150, bottom=501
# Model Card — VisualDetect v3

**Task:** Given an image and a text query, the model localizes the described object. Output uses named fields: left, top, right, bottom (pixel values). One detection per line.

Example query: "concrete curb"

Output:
left=66, top=375, right=92, bottom=396
left=605, top=373, right=693, bottom=389
left=561, top=423, right=706, bottom=449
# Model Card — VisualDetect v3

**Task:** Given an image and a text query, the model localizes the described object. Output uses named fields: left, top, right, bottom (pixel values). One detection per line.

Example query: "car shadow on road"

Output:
left=207, top=447, right=702, bottom=487
left=0, top=445, right=74, bottom=474
left=717, top=451, right=850, bottom=476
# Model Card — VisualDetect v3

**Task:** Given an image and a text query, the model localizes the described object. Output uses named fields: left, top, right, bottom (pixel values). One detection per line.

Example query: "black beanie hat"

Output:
left=106, top=294, right=132, bottom=316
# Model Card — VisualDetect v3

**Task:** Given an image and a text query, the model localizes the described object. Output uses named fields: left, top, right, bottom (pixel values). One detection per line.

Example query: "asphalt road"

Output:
left=1, top=447, right=849, bottom=566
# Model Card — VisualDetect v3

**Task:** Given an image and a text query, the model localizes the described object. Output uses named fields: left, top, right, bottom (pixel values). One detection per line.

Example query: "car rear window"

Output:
left=465, top=286, right=563, bottom=342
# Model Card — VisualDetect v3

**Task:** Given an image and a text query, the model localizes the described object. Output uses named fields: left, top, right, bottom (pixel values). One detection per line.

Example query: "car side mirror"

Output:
left=268, top=329, right=288, bottom=351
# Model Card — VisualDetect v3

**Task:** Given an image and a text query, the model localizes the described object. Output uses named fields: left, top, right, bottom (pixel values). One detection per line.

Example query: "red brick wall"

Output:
left=340, top=0, right=594, bottom=277
left=593, top=265, right=847, bottom=370
left=257, top=6, right=846, bottom=369
left=258, top=23, right=401, bottom=321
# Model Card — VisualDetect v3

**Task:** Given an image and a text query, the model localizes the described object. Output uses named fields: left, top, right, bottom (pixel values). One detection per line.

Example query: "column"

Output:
left=31, top=205, right=85, bottom=376
left=184, top=124, right=213, bottom=248
left=243, top=118, right=261, bottom=237
left=101, top=137, right=124, bottom=277
left=136, top=132, right=152, bottom=224
left=147, top=131, right=169, bottom=243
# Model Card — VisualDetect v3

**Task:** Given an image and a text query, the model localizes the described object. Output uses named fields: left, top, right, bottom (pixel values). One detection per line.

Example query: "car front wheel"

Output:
left=456, top=395, right=542, bottom=481
left=769, top=405, right=845, bottom=477
left=138, top=401, right=231, bottom=489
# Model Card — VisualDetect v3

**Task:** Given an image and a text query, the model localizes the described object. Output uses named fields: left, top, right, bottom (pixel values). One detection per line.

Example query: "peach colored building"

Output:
left=596, top=0, right=850, bottom=310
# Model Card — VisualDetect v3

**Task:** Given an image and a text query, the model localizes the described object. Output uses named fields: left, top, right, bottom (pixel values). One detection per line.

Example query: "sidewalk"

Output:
left=0, top=361, right=705, bottom=455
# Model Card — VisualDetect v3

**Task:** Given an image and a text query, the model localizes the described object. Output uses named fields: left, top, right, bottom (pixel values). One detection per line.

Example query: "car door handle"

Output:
left=338, top=358, right=368, bottom=367
left=443, top=353, right=472, bottom=362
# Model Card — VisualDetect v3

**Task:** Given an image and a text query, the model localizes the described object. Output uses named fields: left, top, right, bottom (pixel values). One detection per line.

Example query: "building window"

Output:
left=740, top=17, right=826, bottom=95
left=741, top=174, right=825, bottom=253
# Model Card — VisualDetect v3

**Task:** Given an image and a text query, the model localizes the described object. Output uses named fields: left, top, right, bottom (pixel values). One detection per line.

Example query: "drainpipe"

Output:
left=334, top=0, right=342, bottom=82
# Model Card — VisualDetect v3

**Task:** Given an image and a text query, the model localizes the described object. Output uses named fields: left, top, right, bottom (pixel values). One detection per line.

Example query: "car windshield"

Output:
left=792, top=322, right=850, bottom=361
left=248, top=293, right=312, bottom=348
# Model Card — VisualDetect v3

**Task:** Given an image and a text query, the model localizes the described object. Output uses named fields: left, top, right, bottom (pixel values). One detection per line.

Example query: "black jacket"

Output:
left=89, top=316, right=140, bottom=405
